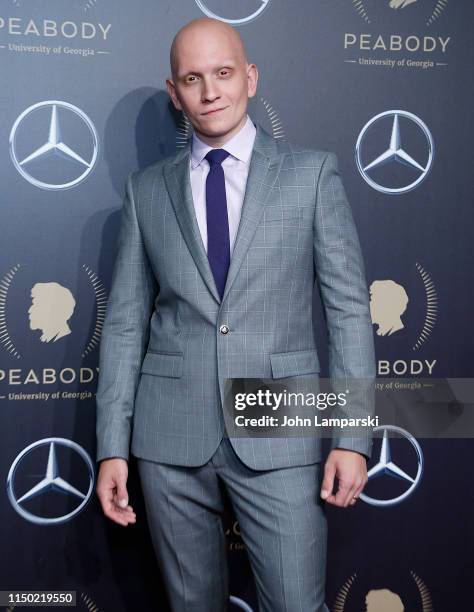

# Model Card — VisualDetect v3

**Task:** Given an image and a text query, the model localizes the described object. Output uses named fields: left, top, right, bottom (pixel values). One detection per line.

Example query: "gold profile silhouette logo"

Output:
left=370, top=280, right=409, bottom=337
left=351, top=0, right=448, bottom=26
left=0, top=264, right=106, bottom=359
left=333, top=571, right=433, bottom=611
left=369, top=262, right=437, bottom=351
left=28, top=282, right=76, bottom=343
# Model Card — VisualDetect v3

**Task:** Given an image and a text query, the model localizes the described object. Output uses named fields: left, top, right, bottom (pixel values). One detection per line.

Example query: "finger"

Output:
left=113, top=505, right=136, bottom=519
left=349, top=479, right=367, bottom=506
left=348, top=476, right=367, bottom=506
left=343, top=481, right=361, bottom=507
left=112, top=500, right=136, bottom=515
left=345, top=487, right=358, bottom=507
left=349, top=490, right=361, bottom=506
left=96, top=485, right=115, bottom=515
left=113, top=501, right=135, bottom=513
left=106, top=505, right=136, bottom=526
left=112, top=514, right=135, bottom=526
left=96, top=482, right=135, bottom=526
left=325, top=478, right=351, bottom=507
left=117, top=509, right=136, bottom=522
left=113, top=495, right=129, bottom=510
left=334, top=479, right=352, bottom=507
left=114, top=483, right=129, bottom=509
left=320, top=462, right=336, bottom=501
left=102, top=492, right=135, bottom=525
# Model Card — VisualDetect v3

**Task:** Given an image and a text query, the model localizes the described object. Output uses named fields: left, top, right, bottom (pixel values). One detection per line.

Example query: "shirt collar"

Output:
left=190, top=114, right=256, bottom=169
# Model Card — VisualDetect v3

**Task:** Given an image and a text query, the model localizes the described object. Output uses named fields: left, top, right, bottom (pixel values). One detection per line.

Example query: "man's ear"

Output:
left=166, top=78, right=182, bottom=111
left=247, top=63, right=258, bottom=99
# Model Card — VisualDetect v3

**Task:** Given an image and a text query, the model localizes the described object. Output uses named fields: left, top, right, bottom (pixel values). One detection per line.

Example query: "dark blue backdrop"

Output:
left=1, top=1, right=472, bottom=610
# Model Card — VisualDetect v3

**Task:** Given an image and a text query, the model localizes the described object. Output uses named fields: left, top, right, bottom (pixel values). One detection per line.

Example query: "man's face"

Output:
left=167, top=24, right=257, bottom=143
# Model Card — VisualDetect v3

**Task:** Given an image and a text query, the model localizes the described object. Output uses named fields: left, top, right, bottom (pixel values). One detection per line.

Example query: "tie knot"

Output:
left=205, top=148, right=230, bottom=167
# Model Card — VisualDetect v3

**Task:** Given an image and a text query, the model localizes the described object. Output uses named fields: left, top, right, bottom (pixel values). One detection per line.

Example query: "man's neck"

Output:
left=194, top=114, right=248, bottom=148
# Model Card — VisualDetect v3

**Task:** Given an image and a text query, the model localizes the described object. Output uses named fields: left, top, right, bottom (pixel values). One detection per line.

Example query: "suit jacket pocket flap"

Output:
left=263, top=206, right=303, bottom=222
left=141, top=351, right=183, bottom=378
left=270, top=349, right=320, bottom=379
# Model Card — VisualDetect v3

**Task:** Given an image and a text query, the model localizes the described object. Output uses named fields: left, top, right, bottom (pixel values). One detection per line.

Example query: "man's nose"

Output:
left=201, top=77, right=219, bottom=103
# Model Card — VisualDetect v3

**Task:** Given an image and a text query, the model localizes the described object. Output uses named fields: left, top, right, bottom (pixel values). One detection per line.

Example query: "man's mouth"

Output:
left=202, top=107, right=226, bottom=116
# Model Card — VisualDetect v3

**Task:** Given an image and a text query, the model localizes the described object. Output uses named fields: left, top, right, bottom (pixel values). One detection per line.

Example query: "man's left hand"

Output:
left=320, top=449, right=368, bottom=507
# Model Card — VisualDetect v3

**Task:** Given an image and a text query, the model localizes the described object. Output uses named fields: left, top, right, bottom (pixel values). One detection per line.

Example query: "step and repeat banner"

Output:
left=1, top=1, right=472, bottom=610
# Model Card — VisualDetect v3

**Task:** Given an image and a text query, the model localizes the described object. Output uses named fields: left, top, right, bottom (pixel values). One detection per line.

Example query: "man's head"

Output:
left=166, top=18, right=258, bottom=146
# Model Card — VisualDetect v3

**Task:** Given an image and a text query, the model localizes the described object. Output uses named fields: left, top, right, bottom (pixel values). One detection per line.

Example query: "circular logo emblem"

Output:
left=7, top=437, right=95, bottom=524
left=369, top=261, right=438, bottom=351
left=355, top=110, right=434, bottom=194
left=229, top=596, right=254, bottom=611
left=0, top=263, right=107, bottom=360
left=350, top=0, right=449, bottom=27
left=360, top=425, right=424, bottom=507
left=9, top=100, right=99, bottom=190
left=334, top=570, right=434, bottom=611
left=194, top=0, right=271, bottom=25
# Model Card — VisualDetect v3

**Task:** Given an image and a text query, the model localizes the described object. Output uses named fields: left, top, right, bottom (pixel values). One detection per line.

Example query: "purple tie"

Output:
left=205, top=148, right=230, bottom=299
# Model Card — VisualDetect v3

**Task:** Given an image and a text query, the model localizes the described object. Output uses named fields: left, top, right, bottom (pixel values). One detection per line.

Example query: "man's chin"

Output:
left=194, top=118, right=242, bottom=139
left=197, top=120, right=230, bottom=134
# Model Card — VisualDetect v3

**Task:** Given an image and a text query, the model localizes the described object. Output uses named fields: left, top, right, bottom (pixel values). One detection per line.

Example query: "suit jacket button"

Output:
left=219, top=324, right=229, bottom=335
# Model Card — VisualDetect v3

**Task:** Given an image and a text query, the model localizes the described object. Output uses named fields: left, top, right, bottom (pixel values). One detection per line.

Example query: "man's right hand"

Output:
left=96, top=458, right=137, bottom=526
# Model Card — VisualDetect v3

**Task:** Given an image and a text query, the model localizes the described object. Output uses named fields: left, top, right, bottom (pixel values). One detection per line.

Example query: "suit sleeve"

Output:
left=95, top=172, right=158, bottom=462
left=313, top=152, right=376, bottom=460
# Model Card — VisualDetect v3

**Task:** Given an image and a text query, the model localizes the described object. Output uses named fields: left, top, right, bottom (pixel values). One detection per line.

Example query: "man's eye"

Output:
left=220, top=70, right=229, bottom=76
left=187, top=76, right=198, bottom=83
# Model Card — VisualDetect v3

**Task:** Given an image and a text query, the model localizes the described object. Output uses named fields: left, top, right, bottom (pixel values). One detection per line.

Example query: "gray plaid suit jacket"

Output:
left=95, top=123, right=376, bottom=469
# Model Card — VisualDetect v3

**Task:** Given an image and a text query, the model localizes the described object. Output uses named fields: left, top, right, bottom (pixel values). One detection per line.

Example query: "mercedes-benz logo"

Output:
left=9, top=100, right=99, bottom=190
left=360, top=425, right=424, bottom=507
left=194, top=0, right=271, bottom=25
left=229, top=596, right=254, bottom=611
left=7, top=437, right=95, bottom=524
left=355, top=110, right=434, bottom=194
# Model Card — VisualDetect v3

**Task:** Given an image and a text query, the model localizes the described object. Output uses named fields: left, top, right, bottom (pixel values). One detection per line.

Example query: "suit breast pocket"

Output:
left=140, top=351, right=183, bottom=378
left=261, top=206, right=314, bottom=232
left=263, top=206, right=303, bottom=223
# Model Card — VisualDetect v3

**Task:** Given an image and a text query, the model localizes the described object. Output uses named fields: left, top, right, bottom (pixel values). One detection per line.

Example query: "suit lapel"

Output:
left=221, top=127, right=282, bottom=304
left=163, top=147, right=221, bottom=303
left=163, top=123, right=282, bottom=305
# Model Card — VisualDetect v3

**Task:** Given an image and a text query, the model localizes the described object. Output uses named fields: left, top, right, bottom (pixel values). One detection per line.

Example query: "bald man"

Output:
left=96, top=17, right=376, bottom=612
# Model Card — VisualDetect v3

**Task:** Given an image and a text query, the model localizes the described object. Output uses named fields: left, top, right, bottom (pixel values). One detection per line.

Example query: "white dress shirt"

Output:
left=189, top=114, right=257, bottom=257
